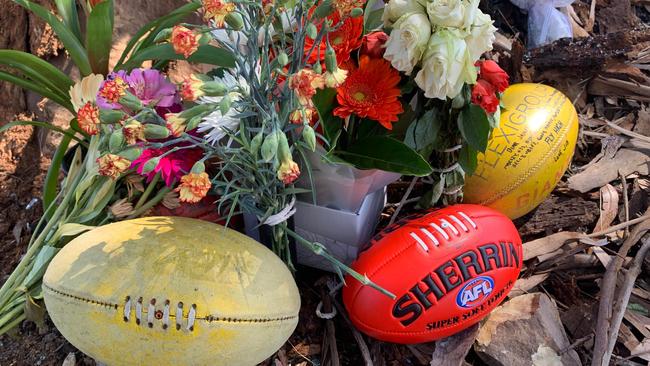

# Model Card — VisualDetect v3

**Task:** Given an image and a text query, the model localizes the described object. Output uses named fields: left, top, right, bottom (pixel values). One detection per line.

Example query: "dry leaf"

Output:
left=568, top=149, right=650, bottom=193
left=510, top=274, right=549, bottom=298
left=430, top=324, right=479, bottom=366
left=594, top=184, right=619, bottom=231
left=631, top=338, right=650, bottom=361
left=523, top=232, right=585, bottom=261
left=62, top=353, right=76, bottom=366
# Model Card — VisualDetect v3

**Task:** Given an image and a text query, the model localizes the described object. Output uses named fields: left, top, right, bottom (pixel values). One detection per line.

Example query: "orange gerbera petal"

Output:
left=303, top=12, right=364, bottom=66
left=333, top=56, right=403, bottom=129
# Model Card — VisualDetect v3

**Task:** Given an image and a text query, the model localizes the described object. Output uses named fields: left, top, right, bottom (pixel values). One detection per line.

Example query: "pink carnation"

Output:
left=131, top=146, right=203, bottom=187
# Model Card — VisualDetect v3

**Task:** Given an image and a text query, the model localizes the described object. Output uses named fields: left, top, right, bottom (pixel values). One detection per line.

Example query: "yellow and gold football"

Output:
left=43, top=217, right=300, bottom=366
left=463, top=83, right=579, bottom=219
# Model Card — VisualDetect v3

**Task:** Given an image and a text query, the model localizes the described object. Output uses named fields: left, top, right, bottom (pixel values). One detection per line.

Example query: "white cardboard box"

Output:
left=293, top=188, right=386, bottom=271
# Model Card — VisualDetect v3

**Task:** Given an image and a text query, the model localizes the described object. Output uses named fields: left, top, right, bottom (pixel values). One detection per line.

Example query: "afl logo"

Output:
left=456, top=276, right=494, bottom=309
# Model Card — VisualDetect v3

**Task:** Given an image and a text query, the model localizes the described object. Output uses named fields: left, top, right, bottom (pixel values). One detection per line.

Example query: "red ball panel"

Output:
left=343, top=204, right=522, bottom=344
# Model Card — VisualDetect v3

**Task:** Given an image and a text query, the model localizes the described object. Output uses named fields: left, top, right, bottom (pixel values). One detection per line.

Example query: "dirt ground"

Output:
left=1, top=0, right=650, bottom=365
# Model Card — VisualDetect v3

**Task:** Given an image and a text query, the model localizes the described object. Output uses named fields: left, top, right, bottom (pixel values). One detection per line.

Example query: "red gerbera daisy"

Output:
left=333, top=56, right=403, bottom=130
left=303, top=12, right=364, bottom=66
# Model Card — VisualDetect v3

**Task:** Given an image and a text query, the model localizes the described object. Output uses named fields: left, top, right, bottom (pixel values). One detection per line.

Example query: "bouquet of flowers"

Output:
left=0, top=0, right=399, bottom=335
left=375, top=0, right=510, bottom=207
left=0, top=0, right=509, bottom=336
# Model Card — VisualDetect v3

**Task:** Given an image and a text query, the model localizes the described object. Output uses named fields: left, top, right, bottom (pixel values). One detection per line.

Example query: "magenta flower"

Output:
left=97, top=69, right=179, bottom=110
left=131, top=146, right=203, bottom=187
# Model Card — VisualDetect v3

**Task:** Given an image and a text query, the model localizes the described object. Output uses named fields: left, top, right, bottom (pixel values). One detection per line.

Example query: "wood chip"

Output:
left=430, top=324, right=479, bottom=366
left=509, top=274, right=550, bottom=298
left=523, top=232, right=585, bottom=261
left=568, top=149, right=650, bottom=193
left=630, top=338, right=650, bottom=361
left=594, top=184, right=619, bottom=232
left=474, top=293, right=581, bottom=366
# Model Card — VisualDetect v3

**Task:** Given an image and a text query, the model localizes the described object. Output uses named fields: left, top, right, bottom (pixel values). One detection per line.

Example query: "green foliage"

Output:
left=405, top=108, right=441, bottom=159
left=86, top=0, right=114, bottom=75
left=332, top=136, right=432, bottom=176
left=458, top=104, right=490, bottom=153
left=120, top=44, right=236, bottom=71
left=114, top=2, right=202, bottom=69
left=314, top=89, right=431, bottom=175
left=54, top=0, right=82, bottom=42
left=313, top=88, right=342, bottom=144
left=458, top=143, right=478, bottom=176
left=13, top=0, right=92, bottom=76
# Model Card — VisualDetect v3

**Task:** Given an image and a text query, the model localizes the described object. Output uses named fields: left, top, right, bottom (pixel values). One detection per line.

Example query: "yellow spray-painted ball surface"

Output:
left=464, top=83, right=579, bottom=219
left=43, top=217, right=300, bottom=366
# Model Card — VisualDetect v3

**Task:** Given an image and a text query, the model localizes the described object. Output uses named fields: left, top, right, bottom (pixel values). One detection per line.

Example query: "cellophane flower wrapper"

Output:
left=297, top=146, right=401, bottom=213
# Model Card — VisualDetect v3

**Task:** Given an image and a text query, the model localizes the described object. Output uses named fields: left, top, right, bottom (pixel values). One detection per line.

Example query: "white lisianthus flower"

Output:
left=414, top=29, right=477, bottom=100
left=426, top=0, right=479, bottom=29
left=69, top=74, right=104, bottom=112
left=382, top=0, right=427, bottom=26
left=465, top=10, right=498, bottom=61
left=197, top=71, right=249, bottom=145
left=383, top=12, right=432, bottom=75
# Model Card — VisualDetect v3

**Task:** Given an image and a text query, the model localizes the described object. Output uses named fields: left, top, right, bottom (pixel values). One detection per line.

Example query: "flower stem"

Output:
left=128, top=186, right=171, bottom=219
left=285, top=228, right=396, bottom=299
left=134, top=173, right=160, bottom=211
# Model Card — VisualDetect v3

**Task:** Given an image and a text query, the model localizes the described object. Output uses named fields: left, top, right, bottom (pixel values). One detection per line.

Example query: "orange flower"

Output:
left=304, top=13, right=363, bottom=66
left=98, top=77, right=127, bottom=104
left=166, top=113, right=187, bottom=137
left=289, top=107, right=316, bottom=124
left=77, top=102, right=101, bottom=135
left=176, top=172, right=212, bottom=203
left=333, top=56, right=403, bottom=130
left=202, top=0, right=236, bottom=27
left=324, top=67, right=348, bottom=88
left=97, top=154, right=131, bottom=179
left=289, top=69, right=325, bottom=106
left=277, top=160, right=300, bottom=185
left=171, top=25, right=200, bottom=58
left=123, top=121, right=146, bottom=145
left=332, top=0, right=365, bottom=16
left=180, top=74, right=205, bottom=101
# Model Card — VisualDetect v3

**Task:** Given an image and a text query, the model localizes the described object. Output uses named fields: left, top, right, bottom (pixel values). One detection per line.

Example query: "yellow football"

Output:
left=43, top=217, right=300, bottom=366
left=463, top=83, right=579, bottom=219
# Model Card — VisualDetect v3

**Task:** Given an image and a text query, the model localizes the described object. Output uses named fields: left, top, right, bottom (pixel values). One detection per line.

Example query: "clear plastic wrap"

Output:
left=510, top=0, right=574, bottom=48
left=297, top=146, right=401, bottom=213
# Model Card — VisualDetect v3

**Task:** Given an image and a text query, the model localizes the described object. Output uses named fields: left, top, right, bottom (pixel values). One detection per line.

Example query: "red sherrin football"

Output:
left=342, top=204, right=522, bottom=344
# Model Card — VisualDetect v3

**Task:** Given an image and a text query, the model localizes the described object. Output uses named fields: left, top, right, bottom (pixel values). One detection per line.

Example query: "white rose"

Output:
left=383, top=12, right=432, bottom=75
left=465, top=10, right=497, bottom=61
left=414, top=29, right=477, bottom=100
left=426, top=0, right=480, bottom=29
left=382, top=0, right=427, bottom=26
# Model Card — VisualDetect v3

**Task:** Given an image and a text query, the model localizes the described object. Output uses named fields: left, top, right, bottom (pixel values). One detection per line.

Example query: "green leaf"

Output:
left=364, top=0, right=383, bottom=32
left=0, top=50, right=73, bottom=97
left=0, top=120, right=84, bottom=143
left=13, top=0, right=92, bottom=76
left=313, top=88, right=343, bottom=145
left=86, top=0, right=113, bottom=75
left=54, top=0, right=82, bottom=42
left=121, top=44, right=235, bottom=71
left=364, top=9, right=384, bottom=32
left=333, top=136, right=432, bottom=176
left=458, top=143, right=478, bottom=176
left=115, top=2, right=201, bottom=68
left=458, top=104, right=490, bottom=153
left=20, top=246, right=58, bottom=290
left=404, top=108, right=441, bottom=158
left=0, top=71, right=72, bottom=112
left=43, top=134, right=72, bottom=219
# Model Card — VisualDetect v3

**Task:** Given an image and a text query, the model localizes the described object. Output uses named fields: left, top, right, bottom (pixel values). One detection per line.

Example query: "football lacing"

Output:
left=409, top=211, right=478, bottom=252
left=122, top=296, right=197, bottom=332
